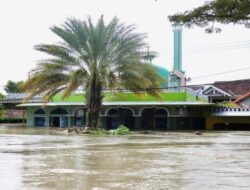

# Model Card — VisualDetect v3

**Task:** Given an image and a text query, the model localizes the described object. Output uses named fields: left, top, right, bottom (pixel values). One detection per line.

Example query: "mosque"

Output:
left=1, top=26, right=250, bottom=130
left=17, top=25, right=212, bottom=130
left=149, top=24, right=186, bottom=89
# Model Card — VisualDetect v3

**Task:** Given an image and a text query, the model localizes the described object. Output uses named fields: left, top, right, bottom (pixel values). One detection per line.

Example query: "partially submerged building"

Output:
left=17, top=90, right=211, bottom=129
left=1, top=26, right=250, bottom=130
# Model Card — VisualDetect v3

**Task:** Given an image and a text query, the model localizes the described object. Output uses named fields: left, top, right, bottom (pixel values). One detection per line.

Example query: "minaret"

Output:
left=168, top=24, right=186, bottom=89
left=173, top=24, right=182, bottom=72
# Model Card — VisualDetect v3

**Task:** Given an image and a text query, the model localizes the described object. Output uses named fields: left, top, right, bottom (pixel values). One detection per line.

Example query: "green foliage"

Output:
left=0, top=93, right=5, bottom=100
left=217, top=101, right=240, bottom=108
left=90, top=128, right=109, bottom=136
left=0, top=118, right=26, bottom=123
left=0, top=109, right=3, bottom=118
left=113, top=125, right=130, bottom=135
left=23, top=16, right=163, bottom=129
left=168, top=0, right=250, bottom=33
left=4, top=80, right=24, bottom=93
left=0, top=93, right=5, bottom=118
left=90, top=125, right=130, bottom=136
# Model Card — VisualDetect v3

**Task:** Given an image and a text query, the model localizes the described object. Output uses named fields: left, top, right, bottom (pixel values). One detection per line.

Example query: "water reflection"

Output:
left=0, top=126, right=250, bottom=189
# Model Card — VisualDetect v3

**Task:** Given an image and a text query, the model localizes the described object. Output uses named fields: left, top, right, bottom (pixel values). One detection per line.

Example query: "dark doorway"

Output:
left=121, top=109, right=135, bottom=130
left=49, top=107, right=68, bottom=128
left=75, top=108, right=86, bottom=127
left=107, top=108, right=135, bottom=130
left=34, top=108, right=45, bottom=127
left=155, top=109, right=168, bottom=130
left=141, top=108, right=154, bottom=130
left=107, top=109, right=119, bottom=130
left=192, top=117, right=206, bottom=130
left=51, top=117, right=60, bottom=127
left=141, top=108, right=168, bottom=130
left=34, top=117, right=45, bottom=127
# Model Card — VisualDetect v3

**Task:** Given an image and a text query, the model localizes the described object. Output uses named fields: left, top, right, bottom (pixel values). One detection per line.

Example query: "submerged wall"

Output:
left=206, top=117, right=250, bottom=130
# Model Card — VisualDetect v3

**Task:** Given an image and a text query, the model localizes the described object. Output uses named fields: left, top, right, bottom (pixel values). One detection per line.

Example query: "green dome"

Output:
left=153, top=65, right=168, bottom=88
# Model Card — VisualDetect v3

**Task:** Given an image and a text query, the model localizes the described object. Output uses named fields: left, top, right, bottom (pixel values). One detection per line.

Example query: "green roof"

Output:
left=52, top=91, right=205, bottom=103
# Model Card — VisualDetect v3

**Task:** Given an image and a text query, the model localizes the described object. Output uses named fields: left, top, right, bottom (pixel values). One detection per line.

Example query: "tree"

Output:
left=0, top=93, right=5, bottom=118
left=23, top=16, right=163, bottom=129
left=4, top=80, right=24, bottom=93
left=168, top=0, right=250, bottom=33
left=0, top=93, right=4, bottom=100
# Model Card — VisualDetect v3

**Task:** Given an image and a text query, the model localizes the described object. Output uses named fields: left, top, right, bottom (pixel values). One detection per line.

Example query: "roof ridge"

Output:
left=234, top=91, right=250, bottom=103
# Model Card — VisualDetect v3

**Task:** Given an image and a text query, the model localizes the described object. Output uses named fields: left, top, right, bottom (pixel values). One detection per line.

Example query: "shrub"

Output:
left=91, top=125, right=130, bottom=136
left=0, top=118, right=26, bottom=123
left=90, top=128, right=109, bottom=136
left=114, top=125, right=130, bottom=135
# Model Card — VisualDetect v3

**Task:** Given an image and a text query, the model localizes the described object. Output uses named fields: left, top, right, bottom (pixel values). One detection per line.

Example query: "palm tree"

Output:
left=23, top=16, right=163, bottom=129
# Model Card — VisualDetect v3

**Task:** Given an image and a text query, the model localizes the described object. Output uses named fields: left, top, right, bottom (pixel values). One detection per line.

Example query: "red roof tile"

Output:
left=213, top=79, right=250, bottom=96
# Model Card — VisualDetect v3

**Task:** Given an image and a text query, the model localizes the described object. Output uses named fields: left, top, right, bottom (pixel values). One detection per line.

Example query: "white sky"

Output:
left=0, top=0, right=249, bottom=93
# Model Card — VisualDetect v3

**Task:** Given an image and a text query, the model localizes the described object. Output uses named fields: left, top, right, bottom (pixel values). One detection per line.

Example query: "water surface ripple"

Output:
left=0, top=126, right=250, bottom=190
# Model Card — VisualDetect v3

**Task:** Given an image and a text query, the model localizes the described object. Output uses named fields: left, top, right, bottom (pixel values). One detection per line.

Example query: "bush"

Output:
left=90, top=128, right=109, bottom=136
left=113, top=125, right=130, bottom=135
left=0, top=118, right=26, bottom=123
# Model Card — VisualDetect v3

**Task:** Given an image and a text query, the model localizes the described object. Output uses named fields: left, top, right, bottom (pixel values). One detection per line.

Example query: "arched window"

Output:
left=155, top=108, right=168, bottom=131
left=75, top=109, right=84, bottom=117
left=50, top=107, right=68, bottom=115
left=34, top=108, right=45, bottom=127
left=108, top=109, right=119, bottom=117
left=74, top=108, right=86, bottom=127
left=155, top=109, right=168, bottom=117
left=50, top=108, right=68, bottom=128
left=34, top=108, right=45, bottom=115
left=106, top=108, right=135, bottom=130
left=141, top=107, right=168, bottom=131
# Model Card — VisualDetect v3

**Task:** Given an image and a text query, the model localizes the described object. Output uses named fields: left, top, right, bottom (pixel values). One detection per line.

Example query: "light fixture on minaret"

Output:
left=143, top=46, right=156, bottom=64
left=168, top=23, right=187, bottom=89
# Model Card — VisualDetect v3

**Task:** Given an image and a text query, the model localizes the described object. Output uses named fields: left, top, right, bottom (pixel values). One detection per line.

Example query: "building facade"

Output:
left=18, top=90, right=213, bottom=130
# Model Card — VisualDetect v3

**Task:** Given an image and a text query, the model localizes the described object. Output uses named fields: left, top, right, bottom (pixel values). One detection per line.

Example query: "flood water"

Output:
left=0, top=126, right=250, bottom=190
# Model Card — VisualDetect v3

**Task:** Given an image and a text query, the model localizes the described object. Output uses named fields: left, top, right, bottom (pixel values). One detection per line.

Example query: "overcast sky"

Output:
left=0, top=0, right=249, bottom=93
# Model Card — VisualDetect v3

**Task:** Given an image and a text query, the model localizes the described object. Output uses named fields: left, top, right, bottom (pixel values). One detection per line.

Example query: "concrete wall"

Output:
left=206, top=116, right=250, bottom=130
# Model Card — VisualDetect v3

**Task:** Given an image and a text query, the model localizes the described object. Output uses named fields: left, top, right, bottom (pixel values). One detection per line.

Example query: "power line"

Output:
left=192, top=66, right=250, bottom=80
left=185, top=40, right=250, bottom=50
left=1, top=66, right=250, bottom=91
left=184, top=40, right=250, bottom=53
left=186, top=46, right=250, bottom=54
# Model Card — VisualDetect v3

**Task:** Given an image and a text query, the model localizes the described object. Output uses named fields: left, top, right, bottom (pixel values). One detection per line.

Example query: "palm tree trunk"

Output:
left=86, top=73, right=103, bottom=130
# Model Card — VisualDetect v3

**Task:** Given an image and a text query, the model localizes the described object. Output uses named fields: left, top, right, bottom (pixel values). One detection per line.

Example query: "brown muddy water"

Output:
left=0, top=126, right=250, bottom=190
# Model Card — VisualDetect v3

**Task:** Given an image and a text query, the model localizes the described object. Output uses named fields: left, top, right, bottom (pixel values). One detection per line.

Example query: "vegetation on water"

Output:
left=23, top=16, right=163, bottom=130
left=91, top=125, right=130, bottom=136
left=112, top=125, right=130, bottom=135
